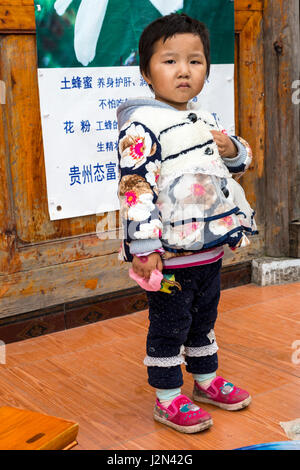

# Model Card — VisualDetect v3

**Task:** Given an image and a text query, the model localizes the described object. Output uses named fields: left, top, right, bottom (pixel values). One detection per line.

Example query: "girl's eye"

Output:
left=165, top=60, right=175, bottom=64
left=191, top=60, right=201, bottom=64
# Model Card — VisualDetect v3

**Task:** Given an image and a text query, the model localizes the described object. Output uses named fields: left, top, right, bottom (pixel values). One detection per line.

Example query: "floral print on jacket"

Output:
left=117, top=104, right=257, bottom=263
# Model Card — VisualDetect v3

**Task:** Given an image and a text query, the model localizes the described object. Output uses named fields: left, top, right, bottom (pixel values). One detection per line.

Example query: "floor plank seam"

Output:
left=220, top=344, right=300, bottom=380
left=4, top=334, right=147, bottom=366
left=249, top=379, right=300, bottom=398
left=219, top=290, right=300, bottom=311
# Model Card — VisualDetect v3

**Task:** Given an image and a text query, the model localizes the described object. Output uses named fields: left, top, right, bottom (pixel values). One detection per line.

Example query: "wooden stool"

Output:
left=0, top=406, right=79, bottom=450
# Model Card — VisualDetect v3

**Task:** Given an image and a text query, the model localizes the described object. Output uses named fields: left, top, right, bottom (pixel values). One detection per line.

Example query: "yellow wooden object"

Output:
left=0, top=407, right=78, bottom=450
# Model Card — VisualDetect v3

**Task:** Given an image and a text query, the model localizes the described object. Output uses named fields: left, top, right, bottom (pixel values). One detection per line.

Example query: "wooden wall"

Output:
left=263, top=0, right=300, bottom=257
left=0, top=0, right=285, bottom=320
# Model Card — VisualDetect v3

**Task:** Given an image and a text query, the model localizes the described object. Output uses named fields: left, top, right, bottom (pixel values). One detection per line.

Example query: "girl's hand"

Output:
left=132, top=253, right=163, bottom=280
left=211, top=130, right=237, bottom=158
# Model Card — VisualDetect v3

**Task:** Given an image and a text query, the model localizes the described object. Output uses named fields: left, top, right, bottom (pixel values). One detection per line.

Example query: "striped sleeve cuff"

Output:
left=130, top=238, right=163, bottom=255
left=222, top=136, right=248, bottom=173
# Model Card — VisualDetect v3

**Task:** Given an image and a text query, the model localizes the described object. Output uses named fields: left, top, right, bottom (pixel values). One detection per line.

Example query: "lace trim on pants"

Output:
left=185, top=342, right=218, bottom=357
left=144, top=340, right=219, bottom=367
left=144, top=345, right=186, bottom=367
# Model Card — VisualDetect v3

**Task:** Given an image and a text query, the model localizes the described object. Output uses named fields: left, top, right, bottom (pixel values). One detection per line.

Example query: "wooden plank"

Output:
left=235, top=10, right=252, bottom=32
left=0, top=11, right=265, bottom=266
left=0, top=3, right=267, bottom=320
left=236, top=0, right=263, bottom=10
left=3, top=235, right=121, bottom=274
left=0, top=282, right=299, bottom=450
left=286, top=3, right=300, bottom=227
left=234, top=10, right=265, bottom=260
left=0, top=34, right=18, bottom=277
left=290, top=222, right=300, bottom=258
left=0, top=1, right=33, bottom=4
left=0, top=34, right=94, bottom=245
left=263, top=0, right=300, bottom=256
left=112, top=381, right=300, bottom=450
left=0, top=225, right=263, bottom=275
left=0, top=5, right=35, bottom=32
left=217, top=293, right=300, bottom=376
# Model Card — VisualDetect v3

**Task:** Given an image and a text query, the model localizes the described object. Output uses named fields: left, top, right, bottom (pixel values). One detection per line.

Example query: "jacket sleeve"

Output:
left=211, top=114, right=253, bottom=178
left=118, top=121, right=163, bottom=259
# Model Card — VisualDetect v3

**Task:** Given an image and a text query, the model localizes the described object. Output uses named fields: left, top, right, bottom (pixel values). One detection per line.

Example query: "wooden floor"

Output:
left=0, top=282, right=299, bottom=450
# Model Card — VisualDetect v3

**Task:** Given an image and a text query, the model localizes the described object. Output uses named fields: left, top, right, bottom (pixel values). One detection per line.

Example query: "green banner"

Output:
left=35, top=0, right=234, bottom=68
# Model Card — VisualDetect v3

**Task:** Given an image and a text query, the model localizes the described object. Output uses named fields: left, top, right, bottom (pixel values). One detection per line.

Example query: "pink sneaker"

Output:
left=193, top=376, right=251, bottom=411
left=153, top=394, right=213, bottom=433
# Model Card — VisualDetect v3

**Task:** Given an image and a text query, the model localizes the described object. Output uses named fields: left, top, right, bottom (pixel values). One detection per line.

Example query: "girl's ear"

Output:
left=141, top=70, right=151, bottom=86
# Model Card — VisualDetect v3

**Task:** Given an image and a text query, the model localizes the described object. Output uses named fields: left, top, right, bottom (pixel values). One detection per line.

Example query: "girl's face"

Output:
left=142, top=33, right=207, bottom=111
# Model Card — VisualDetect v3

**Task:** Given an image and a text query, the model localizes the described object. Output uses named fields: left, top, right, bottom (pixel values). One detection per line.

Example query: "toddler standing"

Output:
left=117, top=13, right=257, bottom=433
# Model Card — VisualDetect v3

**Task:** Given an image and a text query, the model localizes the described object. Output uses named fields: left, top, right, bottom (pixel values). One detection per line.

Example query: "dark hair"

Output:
left=139, top=13, right=210, bottom=79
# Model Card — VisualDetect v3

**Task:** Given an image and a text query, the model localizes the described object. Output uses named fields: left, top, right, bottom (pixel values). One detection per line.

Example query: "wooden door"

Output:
left=229, top=0, right=265, bottom=262
left=0, top=0, right=265, bottom=319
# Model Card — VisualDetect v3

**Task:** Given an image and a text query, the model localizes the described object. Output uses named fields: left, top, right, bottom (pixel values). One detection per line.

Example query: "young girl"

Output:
left=117, top=13, right=257, bottom=434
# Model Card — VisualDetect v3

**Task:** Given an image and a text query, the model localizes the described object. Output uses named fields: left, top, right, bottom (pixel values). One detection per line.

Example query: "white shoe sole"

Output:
left=193, top=394, right=252, bottom=411
left=153, top=410, right=213, bottom=433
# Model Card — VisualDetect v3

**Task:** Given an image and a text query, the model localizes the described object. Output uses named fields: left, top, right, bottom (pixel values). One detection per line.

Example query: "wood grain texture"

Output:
left=236, top=0, right=263, bottom=10
left=263, top=0, right=300, bottom=256
left=232, top=8, right=265, bottom=264
left=0, top=1, right=264, bottom=33
left=0, top=406, right=78, bottom=450
left=0, top=253, right=138, bottom=317
left=0, top=282, right=298, bottom=450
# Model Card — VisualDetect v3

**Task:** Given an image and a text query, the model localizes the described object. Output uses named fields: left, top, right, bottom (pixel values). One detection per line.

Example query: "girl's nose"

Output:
left=177, top=62, right=190, bottom=78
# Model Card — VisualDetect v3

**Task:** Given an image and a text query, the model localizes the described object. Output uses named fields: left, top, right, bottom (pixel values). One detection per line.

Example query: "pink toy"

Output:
left=129, top=268, right=163, bottom=291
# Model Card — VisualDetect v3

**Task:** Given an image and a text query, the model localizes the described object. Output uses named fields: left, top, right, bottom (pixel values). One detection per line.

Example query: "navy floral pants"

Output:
left=145, top=259, right=222, bottom=389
